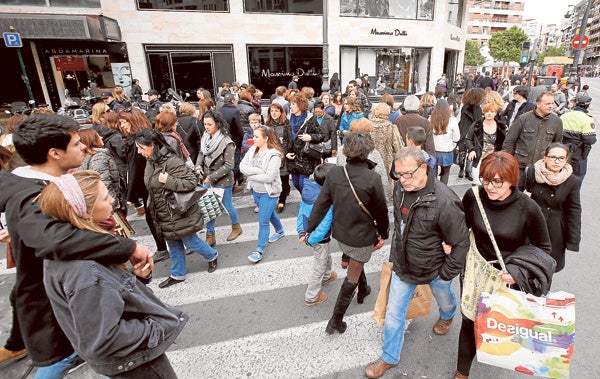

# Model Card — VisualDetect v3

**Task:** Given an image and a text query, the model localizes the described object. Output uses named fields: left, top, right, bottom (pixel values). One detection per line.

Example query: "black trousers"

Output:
left=4, top=286, right=25, bottom=351
left=112, top=353, right=177, bottom=379
left=143, top=195, right=167, bottom=251
left=278, top=174, right=290, bottom=205
left=456, top=316, right=477, bottom=376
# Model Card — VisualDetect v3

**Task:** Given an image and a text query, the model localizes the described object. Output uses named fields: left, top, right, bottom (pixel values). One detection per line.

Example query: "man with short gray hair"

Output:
left=393, top=95, right=435, bottom=156
left=365, top=146, right=469, bottom=378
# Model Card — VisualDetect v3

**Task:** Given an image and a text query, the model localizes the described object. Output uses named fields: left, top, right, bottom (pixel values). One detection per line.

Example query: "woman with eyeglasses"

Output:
left=525, top=142, right=581, bottom=273
left=454, top=151, right=551, bottom=379
left=240, top=125, right=285, bottom=263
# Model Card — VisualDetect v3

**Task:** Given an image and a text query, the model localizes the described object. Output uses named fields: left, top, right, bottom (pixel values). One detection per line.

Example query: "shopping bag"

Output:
left=372, top=262, right=432, bottom=326
left=198, top=187, right=227, bottom=224
left=461, top=233, right=506, bottom=321
left=475, top=287, right=575, bottom=379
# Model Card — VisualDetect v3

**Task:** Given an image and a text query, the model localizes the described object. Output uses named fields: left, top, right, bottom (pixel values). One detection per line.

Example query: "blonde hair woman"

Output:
left=370, top=102, right=403, bottom=196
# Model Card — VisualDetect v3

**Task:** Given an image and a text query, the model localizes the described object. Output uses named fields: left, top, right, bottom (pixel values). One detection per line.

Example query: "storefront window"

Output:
left=244, top=0, right=322, bottom=14
left=0, top=0, right=100, bottom=6
left=447, top=0, right=463, bottom=26
left=340, top=46, right=431, bottom=95
left=247, top=46, right=323, bottom=98
left=340, top=0, right=434, bottom=20
left=137, top=0, right=228, bottom=11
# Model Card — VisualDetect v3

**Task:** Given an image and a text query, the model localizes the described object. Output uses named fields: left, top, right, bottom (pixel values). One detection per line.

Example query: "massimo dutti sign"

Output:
left=370, top=28, right=407, bottom=37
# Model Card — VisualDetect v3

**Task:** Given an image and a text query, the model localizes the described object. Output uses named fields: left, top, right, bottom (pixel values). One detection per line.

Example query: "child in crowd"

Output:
left=242, top=113, right=262, bottom=154
left=406, top=126, right=436, bottom=169
left=297, top=163, right=337, bottom=306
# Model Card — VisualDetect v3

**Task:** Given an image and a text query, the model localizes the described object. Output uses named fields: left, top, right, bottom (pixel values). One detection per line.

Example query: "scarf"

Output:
left=169, top=131, right=190, bottom=160
left=534, top=159, right=573, bottom=186
left=290, top=113, right=307, bottom=139
left=201, top=130, right=225, bottom=167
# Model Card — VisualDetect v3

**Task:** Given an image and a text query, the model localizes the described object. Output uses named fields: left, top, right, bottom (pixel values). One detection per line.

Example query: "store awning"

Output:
left=543, top=56, right=573, bottom=65
left=0, top=14, right=121, bottom=41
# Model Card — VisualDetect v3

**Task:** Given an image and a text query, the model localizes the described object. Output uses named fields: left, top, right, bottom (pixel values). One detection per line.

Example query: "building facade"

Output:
left=561, top=0, right=600, bottom=70
left=466, top=0, right=524, bottom=46
left=0, top=0, right=468, bottom=109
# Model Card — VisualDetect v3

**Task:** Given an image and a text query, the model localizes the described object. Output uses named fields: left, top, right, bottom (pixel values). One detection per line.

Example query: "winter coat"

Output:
left=390, top=167, right=469, bottom=284
left=500, top=99, right=536, bottom=128
left=124, top=134, right=148, bottom=202
left=504, top=245, right=557, bottom=296
left=458, top=104, right=483, bottom=142
left=502, top=110, right=563, bottom=168
left=43, top=260, right=188, bottom=376
left=288, top=115, right=326, bottom=176
left=144, top=149, right=203, bottom=240
left=525, top=168, right=581, bottom=272
left=240, top=146, right=283, bottom=197
left=394, top=112, right=436, bottom=156
left=318, top=113, right=338, bottom=155
left=94, top=126, right=127, bottom=200
left=307, top=159, right=389, bottom=248
left=338, top=111, right=364, bottom=135
left=195, top=135, right=236, bottom=188
left=270, top=119, right=293, bottom=176
left=0, top=169, right=135, bottom=366
left=219, top=104, right=244, bottom=148
left=336, top=148, right=389, bottom=198
left=77, top=148, right=120, bottom=205
left=464, top=118, right=507, bottom=167
left=176, top=115, right=203, bottom=163
left=237, top=100, right=256, bottom=134
left=296, top=179, right=333, bottom=245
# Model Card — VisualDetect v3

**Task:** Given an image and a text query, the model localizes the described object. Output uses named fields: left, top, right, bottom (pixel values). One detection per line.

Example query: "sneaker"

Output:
left=153, top=250, right=170, bottom=263
left=268, top=231, right=285, bottom=243
left=433, top=317, right=453, bottom=335
left=321, top=271, right=338, bottom=285
left=305, top=292, right=327, bottom=306
left=0, top=348, right=27, bottom=367
left=67, top=356, right=87, bottom=374
left=248, top=251, right=263, bottom=263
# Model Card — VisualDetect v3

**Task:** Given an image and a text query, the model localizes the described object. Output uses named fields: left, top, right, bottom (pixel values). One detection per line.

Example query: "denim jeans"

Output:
left=252, top=191, right=283, bottom=253
left=166, top=234, right=218, bottom=279
left=291, top=173, right=309, bottom=194
left=112, top=353, right=177, bottom=379
left=34, top=351, right=78, bottom=379
left=381, top=273, right=457, bottom=364
left=305, top=243, right=333, bottom=302
left=205, top=185, right=239, bottom=232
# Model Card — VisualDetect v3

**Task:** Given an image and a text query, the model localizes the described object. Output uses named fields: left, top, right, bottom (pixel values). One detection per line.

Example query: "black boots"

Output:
left=326, top=278, right=357, bottom=334
left=357, top=270, right=371, bottom=304
left=458, top=167, right=465, bottom=178
left=465, top=160, right=473, bottom=181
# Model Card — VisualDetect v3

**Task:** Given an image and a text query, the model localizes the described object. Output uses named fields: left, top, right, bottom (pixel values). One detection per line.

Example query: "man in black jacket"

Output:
left=218, top=93, right=245, bottom=190
left=0, top=114, right=152, bottom=378
left=500, top=85, right=536, bottom=128
left=365, top=147, right=469, bottom=379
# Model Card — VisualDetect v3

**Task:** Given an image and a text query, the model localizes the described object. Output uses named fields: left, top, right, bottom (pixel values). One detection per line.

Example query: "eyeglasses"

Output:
left=480, top=177, right=505, bottom=188
left=545, top=155, right=567, bottom=162
left=394, top=165, right=421, bottom=179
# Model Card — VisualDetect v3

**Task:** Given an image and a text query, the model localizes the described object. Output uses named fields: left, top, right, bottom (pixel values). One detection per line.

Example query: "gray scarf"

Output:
left=201, top=130, right=225, bottom=167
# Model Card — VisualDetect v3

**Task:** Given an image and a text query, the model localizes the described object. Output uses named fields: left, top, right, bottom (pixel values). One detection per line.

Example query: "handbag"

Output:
left=112, top=209, right=136, bottom=238
left=302, top=141, right=328, bottom=160
left=162, top=163, right=207, bottom=215
left=372, top=262, right=432, bottom=326
left=475, top=287, right=575, bottom=378
left=198, top=186, right=227, bottom=224
left=460, top=186, right=508, bottom=321
left=453, top=145, right=466, bottom=166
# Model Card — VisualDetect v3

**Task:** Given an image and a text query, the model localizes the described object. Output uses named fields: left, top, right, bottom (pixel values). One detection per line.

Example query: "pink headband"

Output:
left=53, top=174, right=87, bottom=218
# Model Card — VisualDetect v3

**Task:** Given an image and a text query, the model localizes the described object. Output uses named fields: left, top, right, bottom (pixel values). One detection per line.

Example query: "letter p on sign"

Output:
left=3, top=32, right=22, bottom=48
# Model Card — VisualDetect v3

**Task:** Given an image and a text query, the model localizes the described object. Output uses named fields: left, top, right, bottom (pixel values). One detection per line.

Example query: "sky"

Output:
left=522, top=0, right=579, bottom=25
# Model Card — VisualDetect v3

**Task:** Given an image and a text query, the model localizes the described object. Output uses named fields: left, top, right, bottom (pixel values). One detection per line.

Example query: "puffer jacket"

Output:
left=390, top=167, right=469, bottom=284
left=195, top=135, right=236, bottom=188
left=237, top=99, right=256, bottom=134
left=502, top=110, right=563, bottom=168
left=296, top=179, right=333, bottom=244
left=144, top=149, right=203, bottom=240
left=44, top=260, right=187, bottom=376
left=77, top=148, right=120, bottom=205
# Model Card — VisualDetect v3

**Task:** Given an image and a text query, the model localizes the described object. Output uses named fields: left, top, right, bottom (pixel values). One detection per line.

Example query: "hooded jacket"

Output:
left=390, top=167, right=469, bottom=284
left=296, top=179, right=333, bottom=244
left=0, top=169, right=135, bottom=366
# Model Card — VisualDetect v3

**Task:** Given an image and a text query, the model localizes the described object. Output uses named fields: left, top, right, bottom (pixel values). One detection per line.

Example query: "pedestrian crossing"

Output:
left=1, top=179, right=528, bottom=379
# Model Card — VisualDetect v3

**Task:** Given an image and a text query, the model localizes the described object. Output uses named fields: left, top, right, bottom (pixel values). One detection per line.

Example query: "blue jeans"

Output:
left=204, top=185, right=239, bottom=232
left=166, top=234, right=217, bottom=279
left=253, top=191, right=283, bottom=253
left=291, top=173, right=309, bottom=193
left=34, top=351, right=78, bottom=379
left=381, top=273, right=457, bottom=364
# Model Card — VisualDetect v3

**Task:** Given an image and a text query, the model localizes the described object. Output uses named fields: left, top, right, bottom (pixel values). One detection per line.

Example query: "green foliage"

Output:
left=488, top=26, right=529, bottom=63
left=465, top=40, right=486, bottom=66
left=536, top=46, right=567, bottom=64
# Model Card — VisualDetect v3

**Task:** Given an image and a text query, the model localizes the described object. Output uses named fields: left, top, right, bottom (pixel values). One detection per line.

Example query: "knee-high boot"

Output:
left=357, top=270, right=371, bottom=304
left=326, top=278, right=357, bottom=335
left=465, top=159, right=473, bottom=181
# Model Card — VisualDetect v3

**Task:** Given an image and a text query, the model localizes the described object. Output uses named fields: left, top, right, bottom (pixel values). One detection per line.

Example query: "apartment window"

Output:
left=0, top=0, right=100, bottom=6
left=137, top=0, right=228, bottom=11
left=340, top=0, right=434, bottom=20
left=244, top=0, right=322, bottom=14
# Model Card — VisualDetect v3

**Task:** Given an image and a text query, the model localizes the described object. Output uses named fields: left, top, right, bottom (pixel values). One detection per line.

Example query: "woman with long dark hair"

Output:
left=431, top=99, right=460, bottom=185
left=457, top=88, right=485, bottom=181
left=265, top=102, right=293, bottom=213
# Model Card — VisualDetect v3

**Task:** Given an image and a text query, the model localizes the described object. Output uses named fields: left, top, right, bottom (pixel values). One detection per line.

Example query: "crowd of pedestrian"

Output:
left=0, top=72, right=595, bottom=379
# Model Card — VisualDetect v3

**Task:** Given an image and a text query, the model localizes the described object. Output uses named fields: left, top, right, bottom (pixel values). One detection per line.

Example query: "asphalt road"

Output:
left=1, top=78, right=599, bottom=378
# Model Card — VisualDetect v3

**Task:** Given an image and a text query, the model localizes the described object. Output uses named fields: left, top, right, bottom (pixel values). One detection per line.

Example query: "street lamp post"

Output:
left=321, top=1, right=329, bottom=94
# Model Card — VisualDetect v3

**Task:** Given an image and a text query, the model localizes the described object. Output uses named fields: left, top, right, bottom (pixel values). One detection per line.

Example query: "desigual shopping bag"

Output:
left=198, top=187, right=227, bottom=224
left=475, top=287, right=575, bottom=379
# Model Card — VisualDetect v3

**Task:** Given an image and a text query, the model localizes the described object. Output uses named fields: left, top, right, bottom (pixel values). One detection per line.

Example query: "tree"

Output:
left=488, top=26, right=529, bottom=77
left=536, top=46, right=567, bottom=64
left=464, top=40, right=485, bottom=66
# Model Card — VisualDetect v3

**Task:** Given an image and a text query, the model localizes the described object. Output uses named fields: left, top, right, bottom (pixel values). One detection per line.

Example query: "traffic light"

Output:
left=520, top=41, right=531, bottom=67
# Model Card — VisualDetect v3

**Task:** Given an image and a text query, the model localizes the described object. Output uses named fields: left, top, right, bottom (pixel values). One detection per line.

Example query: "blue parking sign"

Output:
left=3, top=32, right=23, bottom=48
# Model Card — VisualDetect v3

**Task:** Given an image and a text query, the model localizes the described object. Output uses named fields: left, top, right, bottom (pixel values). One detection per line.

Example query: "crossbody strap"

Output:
left=472, top=185, right=507, bottom=272
left=343, top=166, right=374, bottom=220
